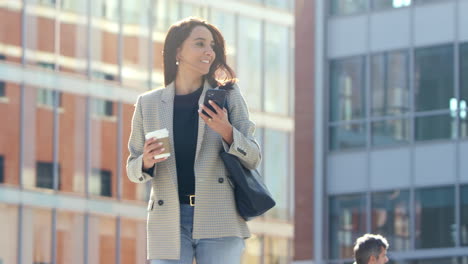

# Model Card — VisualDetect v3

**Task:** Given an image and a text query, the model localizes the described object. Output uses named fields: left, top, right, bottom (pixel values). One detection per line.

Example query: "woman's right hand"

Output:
left=142, top=138, right=168, bottom=170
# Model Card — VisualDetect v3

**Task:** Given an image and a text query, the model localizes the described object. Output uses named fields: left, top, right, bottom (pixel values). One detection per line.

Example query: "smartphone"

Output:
left=202, top=89, right=227, bottom=118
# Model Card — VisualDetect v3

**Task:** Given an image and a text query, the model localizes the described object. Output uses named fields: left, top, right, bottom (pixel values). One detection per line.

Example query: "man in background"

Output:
left=353, top=234, right=389, bottom=264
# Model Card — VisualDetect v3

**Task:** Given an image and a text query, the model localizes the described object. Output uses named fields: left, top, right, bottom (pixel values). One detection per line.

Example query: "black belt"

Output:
left=180, top=195, right=195, bottom=206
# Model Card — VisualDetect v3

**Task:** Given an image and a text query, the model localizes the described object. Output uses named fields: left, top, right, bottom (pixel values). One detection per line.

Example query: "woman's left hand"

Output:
left=198, top=100, right=233, bottom=145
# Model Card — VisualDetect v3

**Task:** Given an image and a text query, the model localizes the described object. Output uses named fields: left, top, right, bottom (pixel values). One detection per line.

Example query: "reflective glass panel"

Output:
left=25, top=0, right=56, bottom=68
left=371, top=51, right=410, bottom=117
left=264, top=237, right=290, bottom=264
left=0, top=203, right=18, bottom=264
left=0, top=0, right=22, bottom=64
left=329, top=194, right=366, bottom=259
left=122, top=102, right=146, bottom=201
left=122, top=0, right=150, bottom=91
left=22, top=207, right=52, bottom=264
left=415, top=186, right=455, bottom=249
left=56, top=210, right=85, bottom=264
left=415, top=114, right=456, bottom=141
left=242, top=234, right=263, bottom=264
left=411, top=258, right=459, bottom=264
left=58, top=1, right=88, bottom=76
left=0, top=81, right=20, bottom=186
left=23, top=86, right=58, bottom=190
left=88, top=214, right=116, bottom=264
left=330, top=0, right=367, bottom=15
left=414, top=45, right=454, bottom=112
left=461, top=185, right=468, bottom=246
left=90, top=0, right=119, bottom=82
left=120, top=218, right=146, bottom=264
left=89, top=98, right=118, bottom=198
left=330, top=56, right=366, bottom=122
left=372, top=119, right=410, bottom=147
left=264, top=129, right=290, bottom=221
left=264, top=23, right=289, bottom=115
left=460, top=43, right=468, bottom=138
left=371, top=190, right=410, bottom=251
left=237, top=17, right=262, bottom=111
left=329, top=123, right=366, bottom=151
left=210, top=11, right=237, bottom=71
left=372, top=0, right=412, bottom=10
left=58, top=92, right=86, bottom=194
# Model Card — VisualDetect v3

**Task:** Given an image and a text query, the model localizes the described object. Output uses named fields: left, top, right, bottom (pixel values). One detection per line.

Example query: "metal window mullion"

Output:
left=116, top=216, right=121, bottom=264
left=148, top=0, right=154, bottom=90
left=409, top=0, right=416, bottom=251
left=51, top=208, right=57, bottom=264
left=454, top=0, right=461, bottom=248
left=17, top=205, right=23, bottom=264
left=84, top=212, right=89, bottom=264
left=117, top=102, right=122, bottom=200
left=117, top=0, right=123, bottom=84
left=260, top=20, right=266, bottom=112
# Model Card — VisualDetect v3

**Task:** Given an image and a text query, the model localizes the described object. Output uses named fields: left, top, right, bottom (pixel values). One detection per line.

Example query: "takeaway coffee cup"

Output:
left=145, top=128, right=171, bottom=160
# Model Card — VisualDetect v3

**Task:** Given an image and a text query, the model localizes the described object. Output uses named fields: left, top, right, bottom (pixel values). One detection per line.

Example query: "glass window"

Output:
left=461, top=185, right=468, bottom=246
left=237, top=17, right=262, bottom=111
left=329, top=194, right=366, bottom=259
left=330, top=56, right=366, bottom=122
left=412, top=258, right=459, bottom=264
left=264, top=237, right=291, bottom=264
left=122, top=0, right=150, bottom=91
left=264, top=129, right=290, bottom=221
left=460, top=43, right=468, bottom=139
left=414, top=0, right=447, bottom=4
left=58, top=1, right=88, bottom=76
left=25, top=0, right=57, bottom=68
left=414, top=44, right=454, bottom=112
left=58, top=93, right=86, bottom=194
left=210, top=11, right=237, bottom=71
left=371, top=190, right=410, bottom=251
left=181, top=4, right=208, bottom=19
left=415, top=186, right=455, bottom=249
left=242, top=234, right=263, bottom=264
left=23, top=86, right=57, bottom=191
left=0, top=0, right=22, bottom=64
left=415, top=114, right=456, bottom=141
left=90, top=98, right=118, bottom=199
left=22, top=207, right=52, bottom=264
left=264, top=23, right=289, bottom=115
left=0, top=81, right=20, bottom=186
left=0, top=81, right=4, bottom=97
left=153, top=0, right=180, bottom=33
left=56, top=210, right=85, bottom=264
left=92, top=98, right=114, bottom=117
left=371, top=51, right=410, bottom=117
left=372, top=119, right=410, bottom=147
left=120, top=218, right=146, bottom=264
left=330, top=0, right=367, bottom=15
left=36, top=161, right=58, bottom=189
left=88, top=214, right=116, bottom=264
left=329, top=123, right=366, bottom=151
left=90, top=0, right=119, bottom=82
left=0, top=203, right=18, bottom=264
left=265, top=0, right=291, bottom=10
left=372, top=0, right=411, bottom=10
left=122, top=102, right=146, bottom=201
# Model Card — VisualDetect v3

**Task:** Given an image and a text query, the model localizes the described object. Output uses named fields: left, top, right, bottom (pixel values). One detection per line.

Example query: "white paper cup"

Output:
left=145, top=128, right=171, bottom=159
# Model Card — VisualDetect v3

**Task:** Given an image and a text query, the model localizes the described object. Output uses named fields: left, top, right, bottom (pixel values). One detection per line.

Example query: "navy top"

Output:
left=173, top=86, right=203, bottom=204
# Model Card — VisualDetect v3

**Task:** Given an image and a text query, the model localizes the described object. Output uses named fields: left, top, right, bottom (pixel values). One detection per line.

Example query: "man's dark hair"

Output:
left=353, top=234, right=389, bottom=264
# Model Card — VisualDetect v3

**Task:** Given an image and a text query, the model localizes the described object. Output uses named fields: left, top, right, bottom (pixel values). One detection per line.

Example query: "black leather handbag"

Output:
left=221, top=151, right=276, bottom=221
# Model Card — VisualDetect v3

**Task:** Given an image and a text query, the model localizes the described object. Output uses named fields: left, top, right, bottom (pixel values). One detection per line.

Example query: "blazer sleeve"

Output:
left=222, top=83, right=262, bottom=170
left=126, top=95, right=154, bottom=183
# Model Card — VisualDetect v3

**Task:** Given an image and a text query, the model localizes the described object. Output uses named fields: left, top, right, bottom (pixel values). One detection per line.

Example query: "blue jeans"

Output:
left=149, top=204, right=245, bottom=264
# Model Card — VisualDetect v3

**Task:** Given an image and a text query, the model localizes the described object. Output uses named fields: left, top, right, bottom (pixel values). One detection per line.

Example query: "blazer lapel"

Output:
left=160, top=82, right=178, bottom=186
left=194, top=80, right=213, bottom=163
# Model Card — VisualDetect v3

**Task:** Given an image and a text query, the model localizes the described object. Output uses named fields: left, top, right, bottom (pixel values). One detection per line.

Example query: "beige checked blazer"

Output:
left=126, top=80, right=261, bottom=260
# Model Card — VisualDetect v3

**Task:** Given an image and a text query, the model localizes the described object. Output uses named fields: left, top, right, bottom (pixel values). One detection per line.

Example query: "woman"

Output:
left=126, top=17, right=261, bottom=264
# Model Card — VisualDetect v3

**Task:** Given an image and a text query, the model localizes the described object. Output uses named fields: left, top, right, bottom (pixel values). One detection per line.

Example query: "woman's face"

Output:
left=176, top=25, right=216, bottom=77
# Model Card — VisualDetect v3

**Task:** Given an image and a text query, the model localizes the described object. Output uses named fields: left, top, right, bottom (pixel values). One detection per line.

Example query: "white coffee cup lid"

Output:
left=145, top=128, right=169, bottom=140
